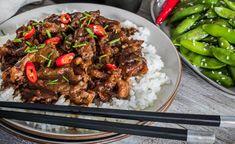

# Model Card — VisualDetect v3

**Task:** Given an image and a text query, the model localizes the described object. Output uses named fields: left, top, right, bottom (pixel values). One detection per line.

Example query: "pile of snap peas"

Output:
left=169, top=0, right=235, bottom=87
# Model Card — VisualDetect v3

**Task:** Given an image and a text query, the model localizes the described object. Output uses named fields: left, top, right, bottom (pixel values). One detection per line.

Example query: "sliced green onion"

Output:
left=109, top=38, right=120, bottom=45
left=13, top=39, right=22, bottom=43
left=83, top=11, right=91, bottom=17
left=62, top=32, right=67, bottom=37
left=62, top=76, right=69, bottom=82
left=38, top=44, right=46, bottom=49
left=98, top=54, right=108, bottom=63
left=47, top=59, right=52, bottom=67
left=23, top=31, right=27, bottom=36
left=40, top=54, right=49, bottom=60
left=28, top=25, right=32, bottom=31
left=104, top=25, right=109, bottom=30
left=85, top=28, right=97, bottom=38
left=47, top=79, right=58, bottom=85
left=46, top=30, right=52, bottom=38
left=67, top=25, right=74, bottom=31
left=48, top=50, right=55, bottom=58
left=32, top=22, right=42, bottom=26
left=65, top=41, right=72, bottom=45
left=24, top=46, right=38, bottom=53
left=26, top=41, right=32, bottom=46
left=73, top=43, right=87, bottom=48
left=0, top=30, right=6, bottom=36
left=87, top=17, right=93, bottom=25
left=80, top=16, right=87, bottom=21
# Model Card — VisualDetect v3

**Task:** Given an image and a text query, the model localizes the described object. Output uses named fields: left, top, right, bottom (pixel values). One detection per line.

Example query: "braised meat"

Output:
left=0, top=10, right=148, bottom=105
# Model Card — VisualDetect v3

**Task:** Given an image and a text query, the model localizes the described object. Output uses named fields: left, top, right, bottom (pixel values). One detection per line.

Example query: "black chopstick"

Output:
left=0, top=102, right=234, bottom=128
left=0, top=109, right=215, bottom=143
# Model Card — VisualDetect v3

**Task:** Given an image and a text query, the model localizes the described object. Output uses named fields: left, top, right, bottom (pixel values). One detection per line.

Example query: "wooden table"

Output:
left=1, top=0, right=235, bottom=143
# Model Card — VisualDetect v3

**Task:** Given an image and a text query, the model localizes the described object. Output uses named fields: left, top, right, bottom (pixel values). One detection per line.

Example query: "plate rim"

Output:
left=0, top=2, right=182, bottom=142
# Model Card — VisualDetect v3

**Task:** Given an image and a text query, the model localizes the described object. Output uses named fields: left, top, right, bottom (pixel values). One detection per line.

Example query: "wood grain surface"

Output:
left=0, top=0, right=235, bottom=143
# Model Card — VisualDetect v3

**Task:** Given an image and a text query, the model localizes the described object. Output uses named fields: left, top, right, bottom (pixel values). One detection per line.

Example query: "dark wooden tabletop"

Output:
left=0, top=0, right=235, bottom=143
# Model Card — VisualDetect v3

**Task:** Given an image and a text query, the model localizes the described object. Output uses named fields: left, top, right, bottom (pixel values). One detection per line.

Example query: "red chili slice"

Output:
left=106, top=64, right=117, bottom=69
left=25, top=62, right=38, bottom=83
left=89, top=24, right=106, bottom=37
left=45, top=37, right=61, bottom=45
left=56, top=53, right=75, bottom=67
left=60, top=14, right=71, bottom=24
left=24, top=27, right=36, bottom=40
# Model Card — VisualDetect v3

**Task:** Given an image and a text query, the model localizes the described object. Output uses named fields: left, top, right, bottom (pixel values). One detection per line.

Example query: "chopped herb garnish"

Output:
left=109, top=38, right=120, bottom=45
left=47, top=79, right=58, bottom=85
left=85, top=28, right=97, bottom=38
left=26, top=41, right=32, bottom=46
left=98, top=54, right=108, bottom=63
left=28, top=25, right=32, bottom=31
left=62, top=76, right=69, bottom=82
left=32, top=22, right=42, bottom=26
left=0, top=30, right=6, bottom=36
left=47, top=59, right=52, bottom=67
left=87, top=17, right=93, bottom=25
left=104, top=25, right=109, bottom=30
left=13, top=39, right=22, bottom=43
left=80, top=16, right=88, bottom=21
left=48, top=50, right=55, bottom=58
left=24, top=46, right=38, bottom=53
left=67, top=25, right=74, bottom=31
left=62, top=32, right=67, bottom=37
left=65, top=41, right=72, bottom=45
left=23, top=31, right=27, bottom=36
left=38, top=44, right=46, bottom=49
left=83, top=11, right=91, bottom=17
left=73, top=43, right=87, bottom=48
left=40, top=54, right=49, bottom=60
left=46, top=30, right=52, bottom=38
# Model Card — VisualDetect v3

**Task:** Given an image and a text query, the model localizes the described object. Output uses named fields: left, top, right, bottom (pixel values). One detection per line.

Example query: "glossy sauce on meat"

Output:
left=0, top=10, right=148, bottom=105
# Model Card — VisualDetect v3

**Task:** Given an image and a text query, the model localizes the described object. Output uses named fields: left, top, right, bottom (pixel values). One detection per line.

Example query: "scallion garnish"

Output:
left=47, top=59, right=52, bottom=67
left=46, top=30, right=52, bottom=38
left=32, top=22, right=42, bottom=26
left=67, top=25, right=74, bottom=31
left=27, top=25, right=32, bottom=31
left=13, top=39, right=22, bottom=43
left=40, top=54, right=49, bottom=60
left=73, top=43, right=87, bottom=48
left=109, top=38, right=120, bottom=45
left=98, top=54, right=108, bottom=63
left=1, top=30, right=6, bottom=36
left=62, top=32, right=67, bottom=38
left=83, top=11, right=91, bottom=17
left=85, top=28, right=97, bottom=38
left=104, top=25, right=109, bottom=30
left=48, top=50, right=55, bottom=58
left=24, top=46, right=38, bottom=53
left=26, top=41, right=32, bottom=46
left=47, top=79, right=58, bottom=85
left=80, top=16, right=88, bottom=21
left=65, top=41, right=72, bottom=45
left=62, top=76, right=69, bottom=82
left=38, top=44, right=46, bottom=49
left=87, top=17, right=93, bottom=25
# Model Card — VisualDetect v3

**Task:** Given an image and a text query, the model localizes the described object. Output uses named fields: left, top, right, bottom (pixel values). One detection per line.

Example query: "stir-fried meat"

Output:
left=0, top=10, right=148, bottom=105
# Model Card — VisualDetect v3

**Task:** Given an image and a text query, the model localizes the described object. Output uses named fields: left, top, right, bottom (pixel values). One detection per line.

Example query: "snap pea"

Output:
left=176, top=26, right=209, bottom=42
left=180, top=39, right=213, bottom=56
left=213, top=19, right=232, bottom=28
left=224, top=0, right=235, bottom=11
left=212, top=47, right=235, bottom=66
left=228, top=66, right=235, bottom=82
left=179, top=46, right=191, bottom=60
left=172, top=14, right=201, bottom=38
left=170, top=4, right=208, bottom=23
left=202, top=24, right=235, bottom=44
left=214, top=7, right=235, bottom=19
left=200, top=36, right=218, bottom=44
left=228, top=19, right=235, bottom=28
left=206, top=9, right=217, bottom=18
left=202, top=69, right=234, bottom=87
left=218, top=37, right=234, bottom=50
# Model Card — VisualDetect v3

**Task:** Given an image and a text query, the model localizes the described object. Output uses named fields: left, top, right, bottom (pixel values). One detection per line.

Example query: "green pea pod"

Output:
left=206, top=9, right=217, bottom=18
left=212, top=47, right=235, bottom=66
left=180, top=39, right=213, bottom=56
left=228, top=66, right=235, bottom=82
left=170, top=4, right=208, bottom=23
left=175, top=26, right=209, bottom=42
left=179, top=46, right=191, bottom=60
left=172, top=14, right=201, bottom=38
left=224, top=0, right=235, bottom=11
left=202, top=69, right=234, bottom=87
left=214, top=7, right=235, bottom=19
left=218, top=37, right=234, bottom=50
left=201, top=36, right=218, bottom=44
left=202, top=24, right=235, bottom=44
left=213, top=19, right=232, bottom=28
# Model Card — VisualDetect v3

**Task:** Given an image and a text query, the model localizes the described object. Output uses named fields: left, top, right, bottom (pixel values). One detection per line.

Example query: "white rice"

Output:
left=0, top=20, right=169, bottom=133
